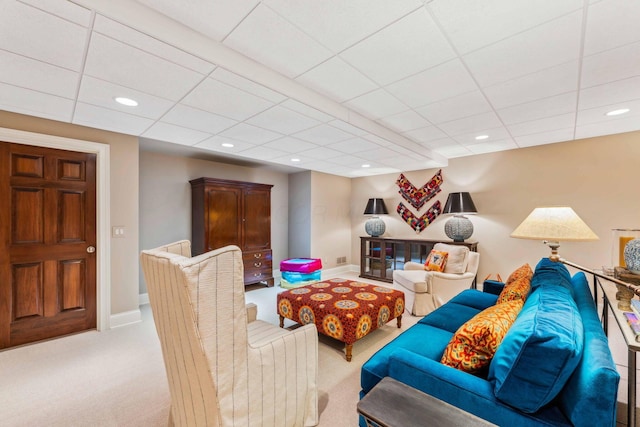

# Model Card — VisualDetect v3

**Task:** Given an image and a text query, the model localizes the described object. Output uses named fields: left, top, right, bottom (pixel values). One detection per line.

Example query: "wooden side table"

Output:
left=357, top=377, right=496, bottom=427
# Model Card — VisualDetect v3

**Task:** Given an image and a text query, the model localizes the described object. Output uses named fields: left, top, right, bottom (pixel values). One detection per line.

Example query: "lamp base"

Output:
left=444, top=215, right=473, bottom=242
left=365, top=217, right=386, bottom=237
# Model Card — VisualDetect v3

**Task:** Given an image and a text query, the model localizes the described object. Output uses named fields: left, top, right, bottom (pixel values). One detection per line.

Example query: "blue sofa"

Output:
left=360, top=258, right=620, bottom=426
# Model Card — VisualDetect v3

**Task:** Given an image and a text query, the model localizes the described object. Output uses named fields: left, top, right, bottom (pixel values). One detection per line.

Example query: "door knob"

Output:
left=87, top=246, right=96, bottom=253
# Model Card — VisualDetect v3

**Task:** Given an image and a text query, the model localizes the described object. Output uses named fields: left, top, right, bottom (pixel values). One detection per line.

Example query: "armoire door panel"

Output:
left=57, top=159, right=85, bottom=181
left=243, top=189, right=271, bottom=251
left=11, top=187, right=44, bottom=244
left=205, top=187, right=242, bottom=250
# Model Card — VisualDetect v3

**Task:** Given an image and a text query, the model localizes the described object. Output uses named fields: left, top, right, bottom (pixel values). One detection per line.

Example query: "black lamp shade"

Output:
left=364, top=198, right=388, bottom=215
left=443, top=192, right=477, bottom=214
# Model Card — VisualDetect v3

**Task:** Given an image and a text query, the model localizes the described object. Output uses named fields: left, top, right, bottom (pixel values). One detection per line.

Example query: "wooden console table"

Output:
left=360, top=236, right=478, bottom=285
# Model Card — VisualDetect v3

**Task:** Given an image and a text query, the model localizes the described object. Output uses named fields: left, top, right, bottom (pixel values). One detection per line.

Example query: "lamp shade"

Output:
left=511, top=207, right=598, bottom=241
left=363, top=198, right=389, bottom=215
left=443, top=192, right=477, bottom=214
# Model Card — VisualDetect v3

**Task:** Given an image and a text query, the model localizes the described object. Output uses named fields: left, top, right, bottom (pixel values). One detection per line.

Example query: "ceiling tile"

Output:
left=262, top=136, right=318, bottom=153
left=432, top=144, right=473, bottom=158
left=78, top=76, right=174, bottom=119
left=378, top=110, right=432, bottom=132
left=297, top=146, right=344, bottom=160
left=219, top=123, right=282, bottom=144
left=507, top=113, right=576, bottom=137
left=515, top=128, right=575, bottom=148
left=161, top=104, right=237, bottom=134
left=0, top=82, right=73, bottom=122
left=463, top=11, right=582, bottom=87
left=497, top=92, right=577, bottom=125
left=85, top=33, right=206, bottom=101
left=402, top=125, right=448, bottom=144
left=452, top=126, right=514, bottom=145
left=280, top=99, right=335, bottom=122
left=327, top=137, right=380, bottom=154
left=93, top=16, right=215, bottom=75
left=340, top=8, right=455, bottom=86
left=362, top=133, right=394, bottom=146
left=73, top=102, right=154, bottom=135
left=343, top=89, right=407, bottom=120
left=235, top=145, right=289, bottom=160
left=325, top=154, right=369, bottom=167
left=211, top=68, right=287, bottom=103
left=195, top=135, right=256, bottom=152
left=575, top=114, right=640, bottom=140
left=20, top=0, right=91, bottom=26
left=0, top=49, right=78, bottom=98
left=361, top=146, right=404, bottom=160
left=386, top=60, right=478, bottom=108
left=438, top=112, right=504, bottom=137
left=246, top=105, right=321, bottom=134
left=416, top=91, right=492, bottom=124
left=182, top=77, right=273, bottom=121
left=0, top=1, right=87, bottom=71
left=466, top=139, right=519, bottom=155
left=263, top=0, right=422, bottom=52
left=429, top=0, right=583, bottom=54
left=584, top=0, right=640, bottom=56
left=581, top=41, right=640, bottom=89
left=484, top=61, right=578, bottom=109
left=576, top=99, right=640, bottom=126
left=223, top=4, right=333, bottom=78
left=293, top=124, right=354, bottom=145
left=136, top=0, right=259, bottom=42
left=142, top=122, right=211, bottom=146
left=295, top=57, right=378, bottom=102
left=579, top=76, right=640, bottom=110
left=328, top=120, right=368, bottom=136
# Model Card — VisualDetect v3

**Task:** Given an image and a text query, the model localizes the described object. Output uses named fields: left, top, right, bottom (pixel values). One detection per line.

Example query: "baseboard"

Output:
left=139, top=292, right=149, bottom=306
left=110, top=309, right=142, bottom=328
left=323, top=264, right=359, bottom=277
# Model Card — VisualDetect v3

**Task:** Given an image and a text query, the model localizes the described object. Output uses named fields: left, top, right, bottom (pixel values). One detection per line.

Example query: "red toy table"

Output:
left=277, top=278, right=404, bottom=361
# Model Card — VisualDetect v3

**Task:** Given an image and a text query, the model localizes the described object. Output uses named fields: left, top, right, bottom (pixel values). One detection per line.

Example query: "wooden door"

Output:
left=242, top=188, right=271, bottom=252
left=205, top=185, right=242, bottom=252
left=0, top=142, right=97, bottom=349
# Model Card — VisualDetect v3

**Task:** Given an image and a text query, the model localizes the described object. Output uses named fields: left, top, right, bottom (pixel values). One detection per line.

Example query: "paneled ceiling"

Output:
left=1, top=0, right=639, bottom=176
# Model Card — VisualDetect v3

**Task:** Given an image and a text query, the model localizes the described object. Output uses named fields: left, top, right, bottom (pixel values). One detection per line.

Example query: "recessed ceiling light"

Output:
left=475, top=135, right=489, bottom=140
left=362, top=164, right=370, bottom=168
left=114, top=97, right=138, bottom=107
left=291, top=158, right=300, bottom=162
left=221, top=143, right=234, bottom=148
left=606, top=108, right=630, bottom=116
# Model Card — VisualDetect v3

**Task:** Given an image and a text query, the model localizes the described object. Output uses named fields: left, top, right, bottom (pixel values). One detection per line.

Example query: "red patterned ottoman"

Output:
left=277, top=278, right=405, bottom=361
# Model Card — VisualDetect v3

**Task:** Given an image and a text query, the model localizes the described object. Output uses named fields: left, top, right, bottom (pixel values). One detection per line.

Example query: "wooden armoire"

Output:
left=190, top=177, right=274, bottom=287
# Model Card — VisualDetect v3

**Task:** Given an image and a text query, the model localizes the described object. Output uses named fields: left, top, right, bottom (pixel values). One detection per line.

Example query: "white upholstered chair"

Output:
left=393, top=243, right=480, bottom=316
left=141, top=240, right=318, bottom=427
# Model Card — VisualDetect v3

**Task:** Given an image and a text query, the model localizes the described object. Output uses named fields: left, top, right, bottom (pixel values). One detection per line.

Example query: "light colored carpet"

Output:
left=0, top=271, right=419, bottom=427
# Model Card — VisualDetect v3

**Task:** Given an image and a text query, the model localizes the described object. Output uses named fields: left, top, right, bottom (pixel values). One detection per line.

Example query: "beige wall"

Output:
left=309, top=171, right=352, bottom=268
left=0, top=111, right=139, bottom=315
left=138, top=150, right=289, bottom=294
left=350, top=131, right=640, bottom=280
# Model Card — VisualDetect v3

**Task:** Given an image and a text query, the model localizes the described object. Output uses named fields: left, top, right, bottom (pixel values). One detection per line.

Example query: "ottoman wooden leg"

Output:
left=397, top=315, right=402, bottom=329
left=279, top=315, right=284, bottom=328
left=345, top=343, right=353, bottom=362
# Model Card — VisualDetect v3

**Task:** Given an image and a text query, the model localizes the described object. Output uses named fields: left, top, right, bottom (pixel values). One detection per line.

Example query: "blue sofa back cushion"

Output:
left=488, top=284, right=584, bottom=413
left=531, top=258, right=574, bottom=296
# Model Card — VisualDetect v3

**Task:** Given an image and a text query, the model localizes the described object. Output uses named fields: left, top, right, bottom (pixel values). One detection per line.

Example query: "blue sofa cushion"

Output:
left=531, top=258, right=574, bottom=296
left=488, top=284, right=584, bottom=413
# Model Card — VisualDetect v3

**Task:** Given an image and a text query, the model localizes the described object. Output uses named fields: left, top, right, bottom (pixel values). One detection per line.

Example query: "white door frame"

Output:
left=0, top=127, right=111, bottom=331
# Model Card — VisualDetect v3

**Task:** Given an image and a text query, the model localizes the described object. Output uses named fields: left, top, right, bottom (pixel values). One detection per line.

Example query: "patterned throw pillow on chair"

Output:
left=424, top=250, right=448, bottom=272
left=441, top=299, right=524, bottom=373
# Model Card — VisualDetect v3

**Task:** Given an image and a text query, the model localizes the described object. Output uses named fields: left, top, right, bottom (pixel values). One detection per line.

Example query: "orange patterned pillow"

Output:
left=441, top=299, right=524, bottom=373
left=506, top=264, right=533, bottom=285
left=497, top=277, right=531, bottom=304
left=424, top=250, right=448, bottom=272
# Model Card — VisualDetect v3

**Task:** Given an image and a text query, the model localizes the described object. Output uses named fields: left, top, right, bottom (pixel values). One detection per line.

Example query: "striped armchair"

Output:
left=141, top=240, right=319, bottom=427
